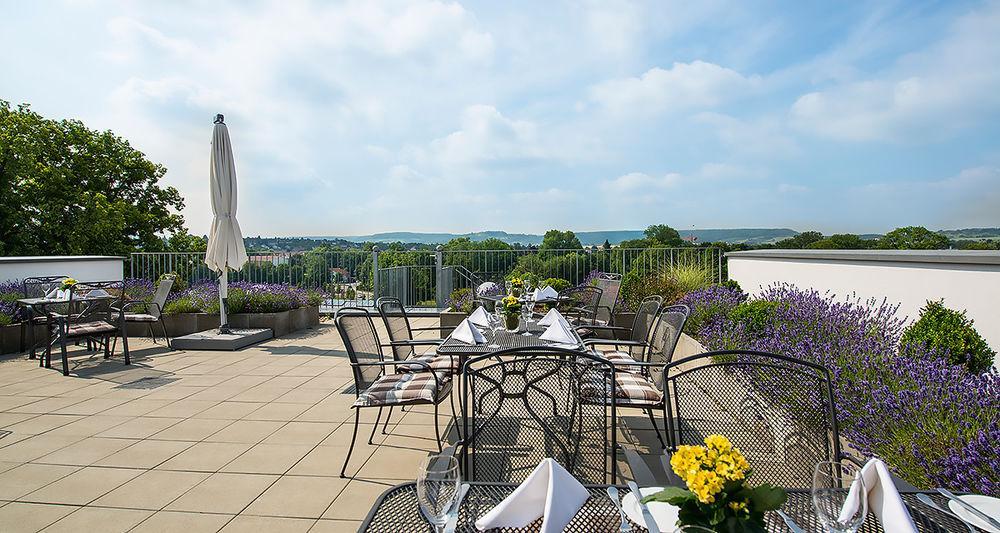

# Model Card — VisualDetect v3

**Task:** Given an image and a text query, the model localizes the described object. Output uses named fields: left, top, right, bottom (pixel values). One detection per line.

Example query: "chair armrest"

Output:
left=583, top=339, right=647, bottom=348
left=579, top=324, right=630, bottom=333
left=409, top=326, right=441, bottom=332
left=383, top=339, right=443, bottom=347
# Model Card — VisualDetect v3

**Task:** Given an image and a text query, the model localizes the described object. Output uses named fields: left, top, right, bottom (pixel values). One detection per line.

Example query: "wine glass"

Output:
left=417, top=454, right=461, bottom=533
left=488, top=302, right=503, bottom=348
left=520, top=303, right=533, bottom=336
left=812, top=461, right=867, bottom=533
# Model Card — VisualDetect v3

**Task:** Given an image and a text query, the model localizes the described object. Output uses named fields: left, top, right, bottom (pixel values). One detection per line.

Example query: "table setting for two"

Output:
left=444, top=305, right=583, bottom=353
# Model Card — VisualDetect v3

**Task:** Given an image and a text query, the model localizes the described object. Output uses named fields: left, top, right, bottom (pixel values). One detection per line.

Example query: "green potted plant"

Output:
left=500, top=295, right=522, bottom=331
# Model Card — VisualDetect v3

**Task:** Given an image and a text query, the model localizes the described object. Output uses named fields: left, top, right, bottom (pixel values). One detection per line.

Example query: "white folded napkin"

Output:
left=468, top=306, right=491, bottom=328
left=839, top=458, right=917, bottom=532
left=475, top=458, right=589, bottom=533
left=532, top=286, right=559, bottom=301
left=87, top=288, right=110, bottom=298
left=540, top=318, right=577, bottom=346
left=536, top=308, right=568, bottom=327
left=450, top=318, right=486, bottom=345
left=45, top=288, right=59, bottom=299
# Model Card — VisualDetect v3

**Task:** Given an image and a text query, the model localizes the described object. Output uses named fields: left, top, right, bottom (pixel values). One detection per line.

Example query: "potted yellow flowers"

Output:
left=56, top=277, right=78, bottom=299
left=500, top=295, right=522, bottom=331
left=641, top=434, right=786, bottom=533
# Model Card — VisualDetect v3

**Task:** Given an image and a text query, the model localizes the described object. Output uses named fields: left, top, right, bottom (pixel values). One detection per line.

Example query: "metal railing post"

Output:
left=371, top=245, right=380, bottom=306
left=435, top=245, right=445, bottom=308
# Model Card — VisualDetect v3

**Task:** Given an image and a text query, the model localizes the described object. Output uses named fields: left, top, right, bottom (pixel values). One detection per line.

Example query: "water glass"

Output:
left=417, top=455, right=460, bottom=532
left=812, top=461, right=867, bottom=533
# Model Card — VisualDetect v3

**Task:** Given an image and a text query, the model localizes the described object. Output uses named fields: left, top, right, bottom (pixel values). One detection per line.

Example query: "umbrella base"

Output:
left=171, top=328, right=272, bottom=351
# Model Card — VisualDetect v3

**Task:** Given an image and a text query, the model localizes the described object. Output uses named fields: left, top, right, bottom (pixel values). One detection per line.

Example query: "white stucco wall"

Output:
left=727, top=250, right=1000, bottom=357
left=0, top=256, right=125, bottom=284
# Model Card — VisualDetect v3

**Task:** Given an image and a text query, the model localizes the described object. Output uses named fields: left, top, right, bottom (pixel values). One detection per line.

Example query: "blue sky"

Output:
left=3, top=0, right=999, bottom=236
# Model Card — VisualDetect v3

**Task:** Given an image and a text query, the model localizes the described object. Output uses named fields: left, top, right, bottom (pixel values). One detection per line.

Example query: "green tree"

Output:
left=0, top=101, right=187, bottom=256
left=807, top=234, right=873, bottom=249
left=644, top=224, right=683, bottom=247
left=602, top=239, right=611, bottom=251
left=539, top=229, right=582, bottom=250
left=878, top=226, right=950, bottom=250
left=774, top=231, right=823, bottom=249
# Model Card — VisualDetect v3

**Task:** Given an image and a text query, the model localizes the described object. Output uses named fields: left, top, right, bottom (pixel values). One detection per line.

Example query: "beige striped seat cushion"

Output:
left=354, top=373, right=450, bottom=407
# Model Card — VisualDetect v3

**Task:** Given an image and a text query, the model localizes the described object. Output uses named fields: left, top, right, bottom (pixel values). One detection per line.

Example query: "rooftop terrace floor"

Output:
left=0, top=318, right=654, bottom=532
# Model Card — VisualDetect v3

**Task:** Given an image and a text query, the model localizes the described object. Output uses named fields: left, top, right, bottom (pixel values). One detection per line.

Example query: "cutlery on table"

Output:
left=442, top=483, right=470, bottom=533
left=627, top=481, right=660, bottom=533
left=916, top=493, right=975, bottom=532
left=937, top=488, right=1000, bottom=531
left=606, top=486, right=632, bottom=532
left=775, top=510, right=805, bottom=533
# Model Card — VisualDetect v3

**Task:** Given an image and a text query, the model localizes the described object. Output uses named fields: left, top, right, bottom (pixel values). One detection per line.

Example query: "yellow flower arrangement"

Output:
left=642, top=434, right=786, bottom=532
left=58, top=278, right=78, bottom=291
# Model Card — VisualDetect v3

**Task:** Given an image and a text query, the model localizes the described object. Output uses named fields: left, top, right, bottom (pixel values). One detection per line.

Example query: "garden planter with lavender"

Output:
left=439, top=309, right=468, bottom=337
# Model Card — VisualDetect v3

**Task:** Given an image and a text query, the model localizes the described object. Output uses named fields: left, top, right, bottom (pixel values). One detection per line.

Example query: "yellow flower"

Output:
left=704, top=434, right=732, bottom=453
left=729, top=499, right=748, bottom=513
left=63, top=278, right=78, bottom=285
left=687, top=470, right=724, bottom=504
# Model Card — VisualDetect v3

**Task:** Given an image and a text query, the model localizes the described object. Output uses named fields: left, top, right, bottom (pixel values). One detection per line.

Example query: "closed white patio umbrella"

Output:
left=205, top=114, right=248, bottom=334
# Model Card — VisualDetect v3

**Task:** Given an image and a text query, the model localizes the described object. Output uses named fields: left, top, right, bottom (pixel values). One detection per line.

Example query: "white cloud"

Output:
left=589, top=61, right=760, bottom=116
left=695, top=112, right=798, bottom=157
left=790, top=3, right=1000, bottom=142
left=601, top=172, right=681, bottom=194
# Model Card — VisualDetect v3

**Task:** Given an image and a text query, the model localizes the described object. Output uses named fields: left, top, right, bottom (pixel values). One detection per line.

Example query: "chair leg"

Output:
left=148, top=323, right=156, bottom=344
left=340, top=409, right=361, bottom=478
left=381, top=406, right=393, bottom=435
left=161, top=319, right=171, bottom=348
left=434, top=401, right=443, bottom=452
left=60, top=337, right=69, bottom=376
left=104, top=335, right=111, bottom=358
left=646, top=408, right=665, bottom=449
left=121, top=330, right=130, bottom=365
left=368, top=406, right=383, bottom=445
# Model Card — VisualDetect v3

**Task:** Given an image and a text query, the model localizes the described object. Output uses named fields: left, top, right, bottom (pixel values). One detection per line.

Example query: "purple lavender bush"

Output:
left=0, top=280, right=26, bottom=326
left=684, top=283, right=1000, bottom=496
left=162, top=280, right=319, bottom=315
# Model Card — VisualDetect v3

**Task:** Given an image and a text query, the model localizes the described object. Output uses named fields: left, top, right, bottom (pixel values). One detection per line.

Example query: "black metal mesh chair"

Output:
left=662, top=350, right=842, bottom=489
left=117, top=275, right=174, bottom=348
left=42, top=280, right=129, bottom=376
left=376, top=297, right=445, bottom=363
left=336, top=307, right=454, bottom=478
left=591, top=273, right=623, bottom=327
left=460, top=347, right=617, bottom=484
left=21, top=275, right=69, bottom=359
left=557, top=286, right=603, bottom=326
left=583, top=296, right=663, bottom=353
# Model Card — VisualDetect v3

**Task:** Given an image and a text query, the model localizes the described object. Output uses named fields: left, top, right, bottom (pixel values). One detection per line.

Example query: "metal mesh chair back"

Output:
left=629, top=296, right=663, bottom=344
left=663, top=350, right=841, bottom=489
left=592, top=274, right=622, bottom=323
left=557, top=286, right=603, bottom=323
left=335, top=308, right=387, bottom=394
left=23, top=276, right=69, bottom=298
left=69, top=280, right=126, bottom=326
left=376, top=297, right=415, bottom=361
left=645, top=305, right=690, bottom=383
left=462, top=348, right=615, bottom=484
left=148, top=276, right=174, bottom=319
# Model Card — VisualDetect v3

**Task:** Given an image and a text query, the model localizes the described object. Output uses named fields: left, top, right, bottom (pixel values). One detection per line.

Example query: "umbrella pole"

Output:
left=219, top=270, right=231, bottom=334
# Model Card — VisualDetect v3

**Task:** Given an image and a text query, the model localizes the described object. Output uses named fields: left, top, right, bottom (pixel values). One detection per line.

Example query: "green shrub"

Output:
left=665, top=263, right=712, bottom=293
left=163, top=297, right=201, bottom=315
left=447, top=288, right=475, bottom=314
left=721, top=279, right=742, bottom=293
left=541, top=277, right=571, bottom=292
left=901, top=300, right=995, bottom=373
left=0, top=312, right=12, bottom=327
left=306, top=290, right=325, bottom=307
left=620, top=270, right=685, bottom=310
left=727, top=300, right=782, bottom=337
left=159, top=272, right=187, bottom=293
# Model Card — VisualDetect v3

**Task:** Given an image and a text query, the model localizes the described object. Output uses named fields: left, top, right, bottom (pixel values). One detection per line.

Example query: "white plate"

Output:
left=948, top=494, right=1000, bottom=533
left=621, top=486, right=680, bottom=531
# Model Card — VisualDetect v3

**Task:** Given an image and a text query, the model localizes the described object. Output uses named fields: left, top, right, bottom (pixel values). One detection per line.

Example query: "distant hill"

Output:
left=319, top=228, right=800, bottom=246
left=938, top=228, right=1000, bottom=240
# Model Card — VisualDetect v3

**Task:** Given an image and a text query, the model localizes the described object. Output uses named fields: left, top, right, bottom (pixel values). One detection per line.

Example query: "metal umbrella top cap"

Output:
left=214, top=114, right=225, bottom=124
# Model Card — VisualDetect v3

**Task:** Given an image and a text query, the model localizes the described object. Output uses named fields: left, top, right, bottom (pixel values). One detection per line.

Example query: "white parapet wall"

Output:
left=727, top=250, right=1000, bottom=355
left=0, top=256, right=125, bottom=284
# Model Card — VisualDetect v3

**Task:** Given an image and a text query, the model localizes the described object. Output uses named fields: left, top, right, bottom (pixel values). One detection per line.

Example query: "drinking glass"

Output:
left=520, top=303, right=533, bottom=335
left=812, top=461, right=867, bottom=533
left=488, top=303, right=503, bottom=348
left=417, top=455, right=460, bottom=533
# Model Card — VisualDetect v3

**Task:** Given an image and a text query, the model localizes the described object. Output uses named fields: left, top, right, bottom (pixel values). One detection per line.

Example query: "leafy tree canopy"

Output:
left=0, top=101, right=189, bottom=256
left=878, top=226, right=950, bottom=250
left=539, top=229, right=582, bottom=250
left=774, top=231, right=823, bottom=249
left=806, top=234, right=874, bottom=250
left=644, top=224, right=683, bottom=246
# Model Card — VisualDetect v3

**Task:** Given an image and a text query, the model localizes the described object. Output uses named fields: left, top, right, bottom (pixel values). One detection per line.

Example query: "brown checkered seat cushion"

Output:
left=124, top=313, right=159, bottom=322
left=354, top=372, right=451, bottom=407
left=597, top=349, right=643, bottom=373
left=65, top=321, right=117, bottom=337
left=581, top=372, right=663, bottom=407
left=397, top=353, right=459, bottom=374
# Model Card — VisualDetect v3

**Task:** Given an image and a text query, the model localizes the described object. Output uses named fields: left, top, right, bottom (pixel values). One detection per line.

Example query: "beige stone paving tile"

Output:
left=0, top=396, right=42, bottom=412
left=50, top=397, right=129, bottom=415
left=93, top=469, right=211, bottom=510
left=140, top=386, right=206, bottom=401
left=165, top=472, right=278, bottom=514
left=157, top=442, right=255, bottom=472
left=129, top=510, right=235, bottom=533
left=33, top=436, right=138, bottom=466
left=95, top=439, right=195, bottom=469
left=7, top=397, right=86, bottom=414
left=151, top=418, right=234, bottom=441
left=0, top=461, right=22, bottom=474
left=145, top=399, right=221, bottom=418
left=0, top=411, right=37, bottom=427
left=261, top=422, right=335, bottom=446
left=319, top=423, right=380, bottom=447
left=242, top=402, right=310, bottom=422
left=173, top=374, right=232, bottom=387
left=2, top=414, right=85, bottom=435
left=301, top=375, right=351, bottom=391
left=220, top=515, right=315, bottom=532
left=321, top=478, right=399, bottom=521
left=287, top=445, right=376, bottom=477
left=0, top=502, right=79, bottom=533
left=191, top=401, right=266, bottom=420
left=220, top=443, right=313, bottom=475
left=45, top=415, right=135, bottom=437
left=243, top=475, right=348, bottom=518
left=244, top=365, right=291, bottom=376
left=22, top=465, right=144, bottom=505
left=95, top=398, right=175, bottom=416
left=0, top=463, right=81, bottom=500
left=218, top=375, right=272, bottom=389
left=203, top=420, right=283, bottom=444
left=294, top=402, right=354, bottom=424
left=262, top=376, right=312, bottom=388
left=30, top=381, right=93, bottom=397
left=356, top=445, right=434, bottom=480
left=273, top=388, right=331, bottom=404
left=309, top=518, right=363, bottom=532
left=228, top=386, right=292, bottom=403
left=0, top=435, right=85, bottom=462
left=183, top=386, right=245, bottom=402
left=279, top=365, right=327, bottom=377
left=40, top=506, right=153, bottom=533
left=96, top=416, right=182, bottom=439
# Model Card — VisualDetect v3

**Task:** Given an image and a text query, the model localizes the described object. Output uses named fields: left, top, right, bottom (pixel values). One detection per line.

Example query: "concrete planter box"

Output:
left=439, top=308, right=469, bottom=337
left=0, top=324, right=51, bottom=355
left=126, top=306, right=320, bottom=340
